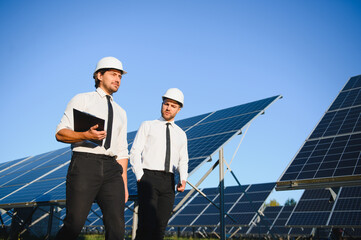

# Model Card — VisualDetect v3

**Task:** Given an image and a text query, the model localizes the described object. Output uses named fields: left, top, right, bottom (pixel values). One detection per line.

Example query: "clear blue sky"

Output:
left=1, top=0, right=360, bottom=205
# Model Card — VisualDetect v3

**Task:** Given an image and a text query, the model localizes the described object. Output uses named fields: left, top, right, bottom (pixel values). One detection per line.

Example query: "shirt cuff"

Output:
left=136, top=169, right=144, bottom=181
left=116, top=155, right=129, bottom=161
left=180, top=173, right=188, bottom=182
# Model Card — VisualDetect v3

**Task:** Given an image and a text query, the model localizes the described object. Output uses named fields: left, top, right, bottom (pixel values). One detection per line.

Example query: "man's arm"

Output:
left=56, top=93, right=106, bottom=144
left=177, top=134, right=189, bottom=192
left=129, top=122, right=148, bottom=181
left=117, top=158, right=129, bottom=203
left=56, top=125, right=106, bottom=143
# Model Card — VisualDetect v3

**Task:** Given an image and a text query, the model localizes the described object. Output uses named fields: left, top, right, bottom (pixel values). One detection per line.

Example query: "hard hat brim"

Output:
left=94, top=68, right=127, bottom=75
left=162, top=96, right=183, bottom=108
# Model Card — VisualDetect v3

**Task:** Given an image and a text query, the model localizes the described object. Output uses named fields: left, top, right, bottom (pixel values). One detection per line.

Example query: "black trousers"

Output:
left=135, top=169, right=175, bottom=240
left=55, top=152, right=125, bottom=240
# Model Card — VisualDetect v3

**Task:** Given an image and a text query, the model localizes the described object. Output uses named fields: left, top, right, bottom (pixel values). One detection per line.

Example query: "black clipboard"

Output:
left=73, top=108, right=105, bottom=146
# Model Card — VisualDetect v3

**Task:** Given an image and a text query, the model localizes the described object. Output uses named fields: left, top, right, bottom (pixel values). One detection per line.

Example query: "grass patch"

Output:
left=78, top=234, right=106, bottom=240
left=78, top=235, right=220, bottom=240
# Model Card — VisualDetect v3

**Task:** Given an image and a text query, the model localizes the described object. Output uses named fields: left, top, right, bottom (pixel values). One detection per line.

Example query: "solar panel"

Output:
left=0, top=148, right=68, bottom=184
left=328, top=186, right=361, bottom=227
left=277, top=75, right=361, bottom=190
left=0, top=157, right=28, bottom=173
left=168, top=188, right=215, bottom=227
left=270, top=206, right=295, bottom=235
left=286, top=188, right=339, bottom=227
left=246, top=205, right=313, bottom=237
left=183, top=96, right=281, bottom=176
left=286, top=185, right=361, bottom=228
left=0, top=95, right=281, bottom=208
left=168, top=182, right=275, bottom=231
left=0, top=147, right=70, bottom=208
left=249, top=206, right=284, bottom=235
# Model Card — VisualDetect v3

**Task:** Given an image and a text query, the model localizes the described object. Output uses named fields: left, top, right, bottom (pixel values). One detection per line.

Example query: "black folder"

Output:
left=73, top=108, right=105, bottom=146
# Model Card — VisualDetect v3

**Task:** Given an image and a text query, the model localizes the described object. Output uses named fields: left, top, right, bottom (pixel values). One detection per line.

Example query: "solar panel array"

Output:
left=247, top=205, right=313, bottom=237
left=277, top=75, right=361, bottom=190
left=0, top=148, right=70, bottom=208
left=0, top=95, right=281, bottom=207
left=286, top=185, right=361, bottom=228
left=49, top=183, right=275, bottom=236
left=5, top=184, right=360, bottom=238
left=168, top=182, right=275, bottom=231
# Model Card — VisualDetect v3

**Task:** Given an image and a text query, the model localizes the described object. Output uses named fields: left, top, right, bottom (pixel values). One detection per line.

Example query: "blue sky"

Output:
left=1, top=0, right=361, bottom=204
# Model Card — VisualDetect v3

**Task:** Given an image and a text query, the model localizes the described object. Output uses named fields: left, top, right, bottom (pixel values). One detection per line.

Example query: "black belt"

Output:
left=144, top=169, right=174, bottom=176
left=72, top=151, right=116, bottom=160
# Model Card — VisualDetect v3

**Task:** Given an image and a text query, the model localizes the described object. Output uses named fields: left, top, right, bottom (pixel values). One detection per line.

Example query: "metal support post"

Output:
left=223, top=159, right=276, bottom=239
left=0, top=213, right=4, bottom=227
left=44, top=206, right=54, bottom=240
left=173, top=160, right=219, bottom=213
left=219, top=148, right=225, bottom=240
left=186, top=181, right=236, bottom=223
left=132, top=201, right=139, bottom=240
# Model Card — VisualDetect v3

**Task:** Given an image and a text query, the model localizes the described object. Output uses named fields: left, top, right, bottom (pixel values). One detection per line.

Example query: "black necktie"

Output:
left=104, top=95, right=113, bottom=149
left=165, top=123, right=171, bottom=172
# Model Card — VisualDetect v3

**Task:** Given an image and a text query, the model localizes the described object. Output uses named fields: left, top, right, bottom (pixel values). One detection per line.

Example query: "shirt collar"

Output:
left=159, top=117, right=175, bottom=127
left=96, top=87, right=113, bottom=101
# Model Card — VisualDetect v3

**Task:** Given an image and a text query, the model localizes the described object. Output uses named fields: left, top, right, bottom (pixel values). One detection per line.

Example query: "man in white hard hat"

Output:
left=130, top=88, right=189, bottom=240
left=55, top=57, right=129, bottom=240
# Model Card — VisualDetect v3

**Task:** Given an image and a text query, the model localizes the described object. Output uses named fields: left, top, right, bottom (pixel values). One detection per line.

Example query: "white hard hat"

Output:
left=162, top=88, right=184, bottom=107
left=94, top=56, right=127, bottom=75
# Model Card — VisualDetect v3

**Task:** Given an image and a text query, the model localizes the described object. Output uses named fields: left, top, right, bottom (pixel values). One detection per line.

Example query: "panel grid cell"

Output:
left=278, top=75, right=361, bottom=189
left=342, top=75, right=361, bottom=91
left=328, top=186, right=361, bottom=227
left=280, top=133, right=361, bottom=182
left=287, top=186, right=361, bottom=227
left=286, top=188, right=335, bottom=227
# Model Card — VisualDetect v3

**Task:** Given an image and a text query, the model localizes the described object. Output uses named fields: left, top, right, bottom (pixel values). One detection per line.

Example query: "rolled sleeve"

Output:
left=56, top=94, right=84, bottom=134
left=178, top=135, right=189, bottom=182
left=130, top=122, right=148, bottom=180
left=115, top=111, right=129, bottom=160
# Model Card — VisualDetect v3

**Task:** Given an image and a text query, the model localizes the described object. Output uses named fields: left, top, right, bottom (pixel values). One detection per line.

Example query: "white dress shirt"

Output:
left=56, top=88, right=129, bottom=160
left=130, top=118, right=189, bottom=182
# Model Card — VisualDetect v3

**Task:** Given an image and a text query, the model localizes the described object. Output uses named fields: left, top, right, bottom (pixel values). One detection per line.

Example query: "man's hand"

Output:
left=177, top=180, right=186, bottom=192
left=85, top=124, right=106, bottom=140
left=56, top=124, right=106, bottom=143
left=124, top=185, right=129, bottom=203
left=117, top=158, right=129, bottom=203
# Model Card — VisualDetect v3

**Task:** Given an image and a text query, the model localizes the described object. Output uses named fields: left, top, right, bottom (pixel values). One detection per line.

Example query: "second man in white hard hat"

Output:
left=130, top=88, right=189, bottom=240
